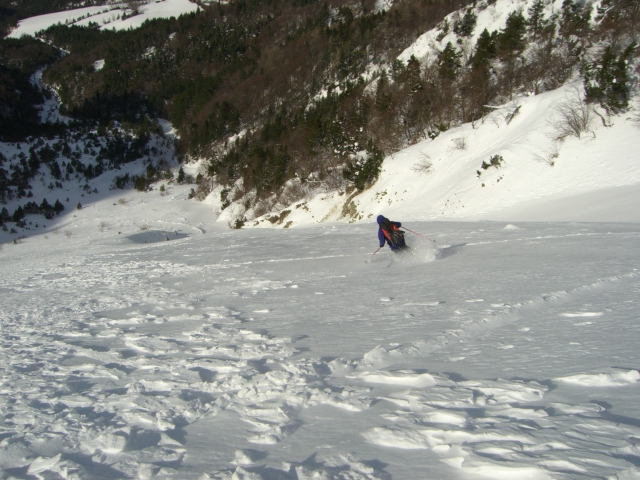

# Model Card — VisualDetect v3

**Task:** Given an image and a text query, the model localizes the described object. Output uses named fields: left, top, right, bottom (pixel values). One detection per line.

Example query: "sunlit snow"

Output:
left=2, top=204, right=640, bottom=477
left=6, top=0, right=199, bottom=39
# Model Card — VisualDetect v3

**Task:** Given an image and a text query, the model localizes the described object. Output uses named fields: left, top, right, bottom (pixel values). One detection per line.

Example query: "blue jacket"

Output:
left=377, top=215, right=405, bottom=249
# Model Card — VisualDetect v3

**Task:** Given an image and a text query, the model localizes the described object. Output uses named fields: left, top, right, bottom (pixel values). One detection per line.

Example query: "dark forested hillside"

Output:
left=38, top=0, right=474, bottom=201
left=1, top=0, right=639, bottom=227
left=0, top=37, right=62, bottom=141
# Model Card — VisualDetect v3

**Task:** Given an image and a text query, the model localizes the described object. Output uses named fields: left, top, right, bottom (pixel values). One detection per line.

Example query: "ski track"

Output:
left=1, top=226, right=640, bottom=479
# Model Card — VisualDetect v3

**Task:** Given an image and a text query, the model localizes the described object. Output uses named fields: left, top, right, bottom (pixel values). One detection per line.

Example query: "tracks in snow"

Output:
left=1, top=236, right=639, bottom=478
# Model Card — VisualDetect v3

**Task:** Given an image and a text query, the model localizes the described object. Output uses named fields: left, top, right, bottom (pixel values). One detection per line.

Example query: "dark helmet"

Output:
left=376, top=215, right=385, bottom=225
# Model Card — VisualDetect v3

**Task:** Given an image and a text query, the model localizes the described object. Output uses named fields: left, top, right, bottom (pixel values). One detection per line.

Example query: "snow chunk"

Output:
left=351, top=371, right=438, bottom=388
left=464, top=464, right=554, bottom=480
left=28, top=454, right=61, bottom=475
left=420, top=411, right=467, bottom=426
left=232, top=449, right=259, bottom=465
left=554, top=370, right=640, bottom=387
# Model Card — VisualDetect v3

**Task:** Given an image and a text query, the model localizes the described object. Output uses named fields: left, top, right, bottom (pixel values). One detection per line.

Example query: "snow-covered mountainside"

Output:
left=213, top=0, right=640, bottom=228
left=2, top=0, right=640, bottom=229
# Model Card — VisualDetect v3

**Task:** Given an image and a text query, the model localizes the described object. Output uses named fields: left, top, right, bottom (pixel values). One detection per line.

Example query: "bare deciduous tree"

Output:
left=532, top=142, right=559, bottom=166
left=412, top=151, right=433, bottom=174
left=278, top=179, right=308, bottom=207
left=449, top=136, right=468, bottom=151
left=127, top=1, right=142, bottom=15
left=548, top=86, right=594, bottom=140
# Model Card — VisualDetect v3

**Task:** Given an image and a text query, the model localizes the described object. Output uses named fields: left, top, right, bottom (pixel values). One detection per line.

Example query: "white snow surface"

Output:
left=6, top=0, right=199, bottom=38
left=2, top=187, right=640, bottom=478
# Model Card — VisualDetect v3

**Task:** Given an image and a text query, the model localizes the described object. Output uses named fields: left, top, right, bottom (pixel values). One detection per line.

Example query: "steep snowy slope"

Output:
left=1, top=201, right=640, bottom=478
left=246, top=83, right=640, bottom=229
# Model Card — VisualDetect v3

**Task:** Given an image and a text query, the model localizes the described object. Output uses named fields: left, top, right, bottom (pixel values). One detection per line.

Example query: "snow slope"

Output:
left=6, top=0, right=199, bottom=39
left=397, top=0, right=567, bottom=64
left=91, top=0, right=200, bottom=32
left=2, top=190, right=640, bottom=478
left=6, top=5, right=116, bottom=38
left=2, top=92, right=640, bottom=478
left=4, top=93, right=639, bottom=478
left=359, top=85, right=640, bottom=223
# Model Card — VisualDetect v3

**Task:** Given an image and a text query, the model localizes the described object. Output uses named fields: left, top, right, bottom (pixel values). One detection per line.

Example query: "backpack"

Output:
left=380, top=217, right=405, bottom=246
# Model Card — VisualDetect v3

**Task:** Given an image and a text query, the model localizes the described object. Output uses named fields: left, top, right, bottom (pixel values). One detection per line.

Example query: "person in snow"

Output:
left=377, top=215, right=408, bottom=251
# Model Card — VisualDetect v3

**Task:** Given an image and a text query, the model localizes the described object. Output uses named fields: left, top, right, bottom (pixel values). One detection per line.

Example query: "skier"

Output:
left=377, top=215, right=408, bottom=251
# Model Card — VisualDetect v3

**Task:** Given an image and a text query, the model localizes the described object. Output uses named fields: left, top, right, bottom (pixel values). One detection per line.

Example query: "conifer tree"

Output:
left=472, top=29, right=498, bottom=70
left=454, top=9, right=478, bottom=37
left=54, top=199, right=64, bottom=214
left=438, top=42, right=462, bottom=80
left=498, top=11, right=527, bottom=58
left=49, top=161, right=62, bottom=180
left=343, top=139, right=383, bottom=191
left=0, top=167, right=8, bottom=203
left=560, top=0, right=590, bottom=38
left=527, top=0, right=547, bottom=38
left=406, top=55, right=422, bottom=92
left=390, top=59, right=407, bottom=82
left=12, top=205, right=25, bottom=222
left=40, top=198, right=54, bottom=219
left=375, top=70, right=392, bottom=112
left=177, top=167, right=186, bottom=184
left=583, top=44, right=634, bottom=112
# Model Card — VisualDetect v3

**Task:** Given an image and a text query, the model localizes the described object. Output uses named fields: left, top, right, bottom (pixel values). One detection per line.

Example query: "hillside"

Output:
left=238, top=82, right=640, bottom=229
left=2, top=0, right=639, bottom=238
left=5, top=0, right=200, bottom=38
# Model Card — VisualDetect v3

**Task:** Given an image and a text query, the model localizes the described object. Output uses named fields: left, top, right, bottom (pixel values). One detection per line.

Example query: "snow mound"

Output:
left=6, top=0, right=199, bottom=39
left=349, top=371, right=438, bottom=388
left=554, top=370, right=640, bottom=387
